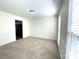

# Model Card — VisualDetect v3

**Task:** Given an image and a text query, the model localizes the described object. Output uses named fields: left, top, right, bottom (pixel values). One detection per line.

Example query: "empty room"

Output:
left=0, top=0, right=79, bottom=59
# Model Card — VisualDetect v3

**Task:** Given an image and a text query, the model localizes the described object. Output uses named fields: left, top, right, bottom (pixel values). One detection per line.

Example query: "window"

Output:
left=69, top=0, right=79, bottom=59
left=72, top=0, right=79, bottom=36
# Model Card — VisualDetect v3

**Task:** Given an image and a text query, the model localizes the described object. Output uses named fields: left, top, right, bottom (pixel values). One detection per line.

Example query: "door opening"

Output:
left=15, top=20, right=23, bottom=40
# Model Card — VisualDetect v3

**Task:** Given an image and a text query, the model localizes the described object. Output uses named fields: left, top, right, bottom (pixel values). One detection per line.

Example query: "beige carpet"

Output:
left=0, top=37, right=60, bottom=59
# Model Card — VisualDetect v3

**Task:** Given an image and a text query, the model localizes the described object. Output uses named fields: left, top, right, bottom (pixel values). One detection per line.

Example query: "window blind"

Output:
left=69, top=34, right=79, bottom=59
left=72, top=0, right=79, bottom=36
left=69, top=0, right=79, bottom=59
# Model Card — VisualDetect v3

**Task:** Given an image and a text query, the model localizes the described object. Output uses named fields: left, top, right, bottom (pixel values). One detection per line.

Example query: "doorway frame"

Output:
left=15, top=20, right=23, bottom=40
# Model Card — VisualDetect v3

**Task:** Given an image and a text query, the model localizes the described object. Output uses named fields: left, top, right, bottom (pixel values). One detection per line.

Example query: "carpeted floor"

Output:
left=0, top=37, right=60, bottom=59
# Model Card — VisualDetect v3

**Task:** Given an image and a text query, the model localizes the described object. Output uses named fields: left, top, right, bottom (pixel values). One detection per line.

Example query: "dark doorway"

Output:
left=15, top=20, right=23, bottom=40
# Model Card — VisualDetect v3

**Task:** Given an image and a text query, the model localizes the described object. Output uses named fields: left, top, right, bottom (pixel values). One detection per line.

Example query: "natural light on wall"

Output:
left=44, top=6, right=56, bottom=16
left=58, top=15, right=61, bottom=45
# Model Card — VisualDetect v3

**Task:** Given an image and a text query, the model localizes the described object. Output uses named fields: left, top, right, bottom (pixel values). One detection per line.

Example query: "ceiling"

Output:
left=0, top=0, right=63, bottom=17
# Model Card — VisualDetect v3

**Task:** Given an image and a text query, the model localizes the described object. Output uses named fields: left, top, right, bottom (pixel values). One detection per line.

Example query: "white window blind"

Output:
left=70, top=35, right=79, bottom=59
left=69, top=0, right=79, bottom=59
left=72, top=0, right=79, bottom=36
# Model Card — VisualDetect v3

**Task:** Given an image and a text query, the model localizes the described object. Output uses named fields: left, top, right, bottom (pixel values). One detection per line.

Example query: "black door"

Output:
left=15, top=20, right=23, bottom=40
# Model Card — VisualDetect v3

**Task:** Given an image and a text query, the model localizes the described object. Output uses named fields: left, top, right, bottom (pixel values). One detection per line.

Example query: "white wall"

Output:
left=58, top=0, right=69, bottom=59
left=29, top=16, right=58, bottom=40
left=0, top=11, right=29, bottom=46
left=0, top=10, right=58, bottom=46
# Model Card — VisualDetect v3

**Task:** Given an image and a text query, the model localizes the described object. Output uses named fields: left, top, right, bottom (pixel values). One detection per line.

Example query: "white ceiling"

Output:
left=0, top=0, right=63, bottom=17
